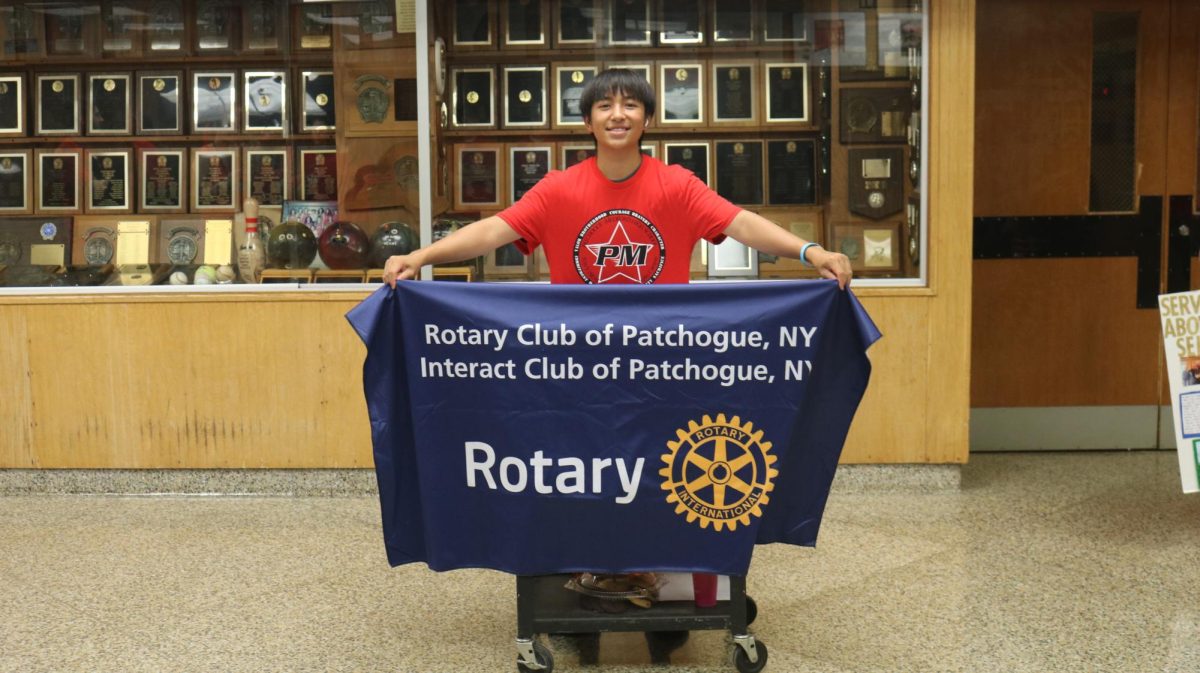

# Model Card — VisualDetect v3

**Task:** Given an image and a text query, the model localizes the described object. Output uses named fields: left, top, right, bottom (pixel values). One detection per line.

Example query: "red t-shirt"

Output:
left=498, top=156, right=741, bottom=284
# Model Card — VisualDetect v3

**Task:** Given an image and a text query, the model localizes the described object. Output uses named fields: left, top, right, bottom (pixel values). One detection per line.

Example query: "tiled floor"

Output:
left=2, top=451, right=1198, bottom=673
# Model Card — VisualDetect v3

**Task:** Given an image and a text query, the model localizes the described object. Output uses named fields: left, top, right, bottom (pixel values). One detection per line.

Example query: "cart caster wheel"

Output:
left=745, top=595, right=758, bottom=626
left=517, top=640, right=553, bottom=673
left=733, top=639, right=767, bottom=673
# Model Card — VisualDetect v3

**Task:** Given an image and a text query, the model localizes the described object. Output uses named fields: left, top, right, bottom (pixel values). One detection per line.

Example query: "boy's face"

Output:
left=584, top=91, right=650, bottom=153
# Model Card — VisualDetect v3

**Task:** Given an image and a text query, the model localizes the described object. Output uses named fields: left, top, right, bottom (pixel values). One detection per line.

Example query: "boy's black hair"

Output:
left=579, top=68, right=657, bottom=121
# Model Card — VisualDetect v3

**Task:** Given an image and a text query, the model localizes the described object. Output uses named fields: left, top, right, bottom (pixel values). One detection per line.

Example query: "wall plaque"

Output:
left=299, top=148, right=338, bottom=202
left=504, top=0, right=546, bottom=47
left=193, top=72, right=236, bottom=132
left=138, top=72, right=182, bottom=134
left=712, top=62, right=756, bottom=124
left=554, top=65, right=596, bottom=127
left=509, top=146, right=551, bottom=203
left=86, top=149, right=131, bottom=213
left=0, top=74, right=24, bottom=135
left=192, top=149, right=237, bottom=211
left=607, top=0, right=651, bottom=45
left=452, top=68, right=495, bottom=127
left=36, top=74, right=80, bottom=135
left=847, top=147, right=904, bottom=220
left=764, top=63, right=809, bottom=123
left=663, top=142, right=710, bottom=186
left=503, top=66, right=547, bottom=128
left=244, top=71, right=287, bottom=131
left=660, top=0, right=703, bottom=44
left=301, top=71, right=336, bottom=131
left=839, top=87, right=911, bottom=144
left=714, top=140, right=764, bottom=205
left=101, top=1, right=140, bottom=55
left=140, top=149, right=185, bottom=212
left=556, top=0, right=598, bottom=45
left=454, top=144, right=504, bottom=210
left=453, top=0, right=494, bottom=47
left=712, top=0, right=753, bottom=42
left=89, top=73, right=132, bottom=135
left=145, top=1, right=185, bottom=52
left=195, top=0, right=237, bottom=52
left=245, top=148, right=289, bottom=206
left=659, top=64, right=703, bottom=125
left=36, top=150, right=80, bottom=213
left=766, top=139, right=816, bottom=205
left=0, top=151, right=30, bottom=213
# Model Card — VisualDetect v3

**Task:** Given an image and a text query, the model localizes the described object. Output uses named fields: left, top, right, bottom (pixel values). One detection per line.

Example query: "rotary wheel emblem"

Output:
left=660, top=414, right=777, bottom=532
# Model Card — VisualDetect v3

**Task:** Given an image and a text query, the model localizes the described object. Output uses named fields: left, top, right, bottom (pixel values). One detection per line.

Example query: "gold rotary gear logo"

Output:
left=660, top=414, right=777, bottom=532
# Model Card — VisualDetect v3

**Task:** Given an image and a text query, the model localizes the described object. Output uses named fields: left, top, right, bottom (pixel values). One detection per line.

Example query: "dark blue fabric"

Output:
left=346, top=280, right=880, bottom=575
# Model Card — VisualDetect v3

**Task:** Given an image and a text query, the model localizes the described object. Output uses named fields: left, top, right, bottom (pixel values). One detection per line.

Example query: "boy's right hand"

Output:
left=383, top=254, right=421, bottom=288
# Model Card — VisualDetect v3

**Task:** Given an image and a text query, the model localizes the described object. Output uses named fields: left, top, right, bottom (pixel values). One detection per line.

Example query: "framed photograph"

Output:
left=298, top=147, right=338, bottom=201
left=243, top=70, right=287, bottom=132
left=194, top=0, right=238, bottom=52
left=36, top=74, right=80, bottom=136
left=293, top=2, right=333, bottom=50
left=711, top=61, right=757, bottom=125
left=2, top=6, right=45, bottom=59
left=553, top=64, right=597, bottom=127
left=503, top=66, right=548, bottom=128
left=766, top=139, right=816, bottom=205
left=711, top=0, right=753, bottom=43
left=45, top=9, right=94, bottom=56
left=607, top=0, right=652, bottom=45
left=707, top=237, right=757, bottom=278
left=0, top=150, right=31, bottom=214
left=281, top=200, right=338, bottom=239
left=764, top=63, right=809, bottom=124
left=556, top=0, right=599, bottom=46
left=485, top=241, right=532, bottom=279
left=714, top=140, right=764, bottom=205
left=88, top=73, right=132, bottom=135
left=663, top=141, right=710, bottom=186
left=193, top=72, right=236, bottom=132
left=839, top=87, right=911, bottom=144
left=833, top=222, right=901, bottom=272
left=658, top=63, right=704, bottom=125
left=101, top=1, right=141, bottom=56
left=0, top=74, right=25, bottom=135
left=559, top=143, right=595, bottom=168
left=86, top=149, right=132, bottom=213
left=659, top=0, right=703, bottom=44
left=35, top=149, right=81, bottom=214
left=242, top=0, right=286, bottom=52
left=144, top=1, right=186, bottom=53
left=503, top=0, right=547, bottom=47
left=244, top=147, right=290, bottom=206
left=140, top=148, right=186, bottom=212
left=451, top=67, right=496, bottom=128
left=138, top=72, right=182, bottom=135
left=453, top=0, right=495, bottom=48
left=454, top=143, right=505, bottom=210
left=762, top=0, right=808, bottom=42
left=191, top=148, right=238, bottom=212
left=509, top=145, right=552, bottom=203
left=300, top=71, right=335, bottom=131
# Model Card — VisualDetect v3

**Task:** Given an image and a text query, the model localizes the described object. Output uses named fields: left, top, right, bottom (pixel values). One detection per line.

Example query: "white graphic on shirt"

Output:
left=584, top=221, right=655, bottom=283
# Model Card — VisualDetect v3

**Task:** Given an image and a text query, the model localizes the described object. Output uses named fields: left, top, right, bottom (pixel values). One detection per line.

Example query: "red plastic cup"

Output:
left=692, top=573, right=717, bottom=608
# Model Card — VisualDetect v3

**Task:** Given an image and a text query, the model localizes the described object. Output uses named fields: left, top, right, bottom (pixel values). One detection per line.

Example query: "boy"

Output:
left=383, top=68, right=851, bottom=287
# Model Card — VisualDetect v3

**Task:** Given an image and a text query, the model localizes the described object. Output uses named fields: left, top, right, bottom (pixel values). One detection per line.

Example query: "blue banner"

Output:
left=347, top=280, right=880, bottom=576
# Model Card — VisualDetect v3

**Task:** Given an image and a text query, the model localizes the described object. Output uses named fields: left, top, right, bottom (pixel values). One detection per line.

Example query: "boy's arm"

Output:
left=383, top=215, right=522, bottom=287
left=722, top=210, right=853, bottom=289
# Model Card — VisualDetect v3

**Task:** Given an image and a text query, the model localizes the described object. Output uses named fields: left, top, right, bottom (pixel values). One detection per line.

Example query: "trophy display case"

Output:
left=433, top=0, right=927, bottom=280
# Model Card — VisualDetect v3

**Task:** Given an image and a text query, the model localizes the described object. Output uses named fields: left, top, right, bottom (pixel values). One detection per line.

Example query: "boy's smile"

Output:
left=585, top=92, right=649, bottom=153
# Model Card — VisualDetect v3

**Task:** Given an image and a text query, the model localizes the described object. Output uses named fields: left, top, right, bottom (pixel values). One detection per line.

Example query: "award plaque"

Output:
left=763, top=0, right=808, bottom=42
left=101, top=1, right=140, bottom=55
left=453, top=0, right=494, bottom=47
left=138, top=72, right=182, bottom=135
left=194, top=0, right=237, bottom=52
left=503, top=66, right=547, bottom=128
left=504, top=0, right=546, bottom=47
left=559, top=144, right=595, bottom=168
left=640, top=142, right=657, bottom=158
left=192, top=149, right=237, bottom=212
left=36, top=150, right=81, bottom=213
left=0, top=217, right=72, bottom=270
left=294, top=2, right=333, bottom=50
left=193, top=72, right=236, bottom=132
left=36, top=75, right=80, bottom=135
left=486, top=241, right=531, bottom=279
left=707, top=237, right=756, bottom=278
left=140, top=149, right=185, bottom=212
left=839, top=87, right=911, bottom=144
left=554, top=65, right=596, bottom=127
left=766, top=139, right=816, bottom=205
left=451, top=68, right=495, bottom=128
left=658, top=64, right=703, bottom=125
left=663, top=142, right=710, bottom=186
left=556, top=0, right=598, bottom=45
left=301, top=71, right=336, bottom=131
left=712, top=0, right=753, bottom=42
left=161, top=222, right=204, bottom=266
left=848, top=148, right=904, bottom=220
left=298, top=148, right=338, bottom=202
left=509, top=146, right=552, bottom=203
left=244, top=71, right=287, bottom=132
left=454, top=144, right=504, bottom=210
left=833, top=223, right=901, bottom=272
left=660, top=0, right=703, bottom=44
left=605, top=62, right=652, bottom=88
left=0, top=74, right=24, bottom=135
left=243, top=0, right=285, bottom=52
left=0, top=151, right=31, bottom=214
left=86, top=149, right=131, bottom=213
left=88, top=73, right=132, bottom=135
left=2, top=5, right=44, bottom=59
left=714, top=140, right=764, bottom=205
left=607, top=0, right=651, bottom=45
left=144, top=1, right=185, bottom=53
left=341, top=0, right=403, bottom=50
left=764, top=63, right=809, bottom=123
left=245, top=148, right=290, bottom=206
left=711, top=62, right=757, bottom=124
left=45, top=10, right=92, bottom=56
left=72, top=216, right=120, bottom=266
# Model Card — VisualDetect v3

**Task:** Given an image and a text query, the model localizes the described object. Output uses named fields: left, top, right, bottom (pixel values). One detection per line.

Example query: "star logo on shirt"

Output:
left=585, top=221, right=654, bottom=283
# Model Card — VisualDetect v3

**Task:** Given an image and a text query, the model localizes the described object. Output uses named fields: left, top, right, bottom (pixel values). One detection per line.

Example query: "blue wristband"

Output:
left=800, top=242, right=821, bottom=267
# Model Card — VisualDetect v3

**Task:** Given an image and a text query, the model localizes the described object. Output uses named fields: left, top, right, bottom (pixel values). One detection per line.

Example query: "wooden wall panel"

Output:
left=1166, top=0, right=1199, bottom=195
left=972, top=258, right=1161, bottom=407
left=0, top=307, right=34, bottom=466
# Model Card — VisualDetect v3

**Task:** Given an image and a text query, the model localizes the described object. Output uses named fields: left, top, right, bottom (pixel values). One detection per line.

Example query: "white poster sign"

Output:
left=1158, top=291, right=1200, bottom=493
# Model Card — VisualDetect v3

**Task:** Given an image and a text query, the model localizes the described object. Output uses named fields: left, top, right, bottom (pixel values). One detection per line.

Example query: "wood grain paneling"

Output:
left=0, top=307, right=34, bottom=466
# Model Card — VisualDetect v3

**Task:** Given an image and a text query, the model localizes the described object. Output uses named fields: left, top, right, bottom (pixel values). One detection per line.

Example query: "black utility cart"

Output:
left=515, top=574, right=765, bottom=673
